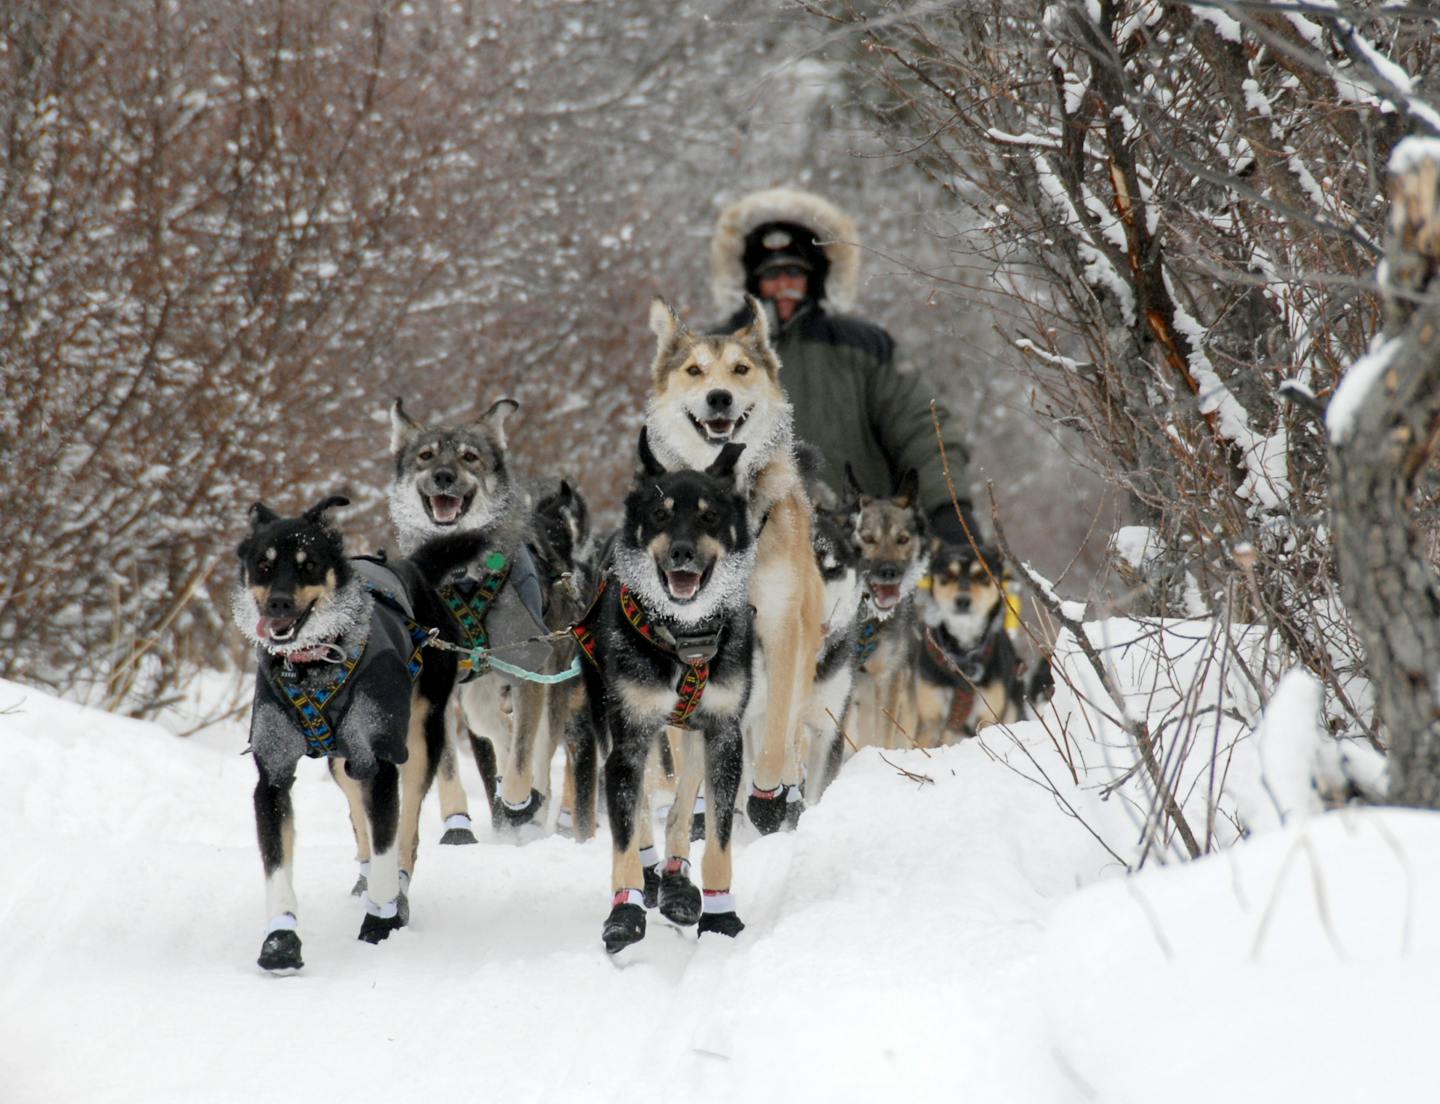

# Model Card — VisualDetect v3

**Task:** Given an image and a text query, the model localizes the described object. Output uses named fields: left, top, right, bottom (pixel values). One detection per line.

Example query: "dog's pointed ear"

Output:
left=637, top=425, right=666, bottom=478
left=249, top=501, right=280, bottom=528
left=894, top=468, right=920, bottom=509
left=557, top=479, right=574, bottom=503
left=843, top=462, right=868, bottom=504
left=705, top=442, right=747, bottom=483
left=477, top=398, right=519, bottom=448
left=649, top=297, right=689, bottom=343
left=650, top=298, right=693, bottom=387
left=304, top=495, right=350, bottom=523
left=736, top=293, right=771, bottom=347
left=390, top=398, right=422, bottom=455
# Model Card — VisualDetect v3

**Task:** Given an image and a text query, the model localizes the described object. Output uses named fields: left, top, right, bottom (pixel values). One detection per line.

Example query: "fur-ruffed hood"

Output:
left=711, top=187, right=860, bottom=313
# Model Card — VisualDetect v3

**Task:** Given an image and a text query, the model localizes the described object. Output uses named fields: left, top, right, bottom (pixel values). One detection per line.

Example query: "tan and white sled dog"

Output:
left=846, top=468, right=930, bottom=751
left=643, top=296, right=826, bottom=834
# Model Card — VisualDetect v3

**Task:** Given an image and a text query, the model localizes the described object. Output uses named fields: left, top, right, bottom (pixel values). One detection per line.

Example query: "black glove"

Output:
left=928, top=502, right=982, bottom=547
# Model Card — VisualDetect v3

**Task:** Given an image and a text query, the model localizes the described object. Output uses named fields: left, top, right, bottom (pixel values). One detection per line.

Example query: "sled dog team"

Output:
left=232, top=297, right=1038, bottom=971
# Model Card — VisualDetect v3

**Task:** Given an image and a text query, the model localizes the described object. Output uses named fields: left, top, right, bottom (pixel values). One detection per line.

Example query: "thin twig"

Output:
left=878, top=751, right=935, bottom=787
left=880, top=705, right=931, bottom=757
left=825, top=707, right=860, bottom=755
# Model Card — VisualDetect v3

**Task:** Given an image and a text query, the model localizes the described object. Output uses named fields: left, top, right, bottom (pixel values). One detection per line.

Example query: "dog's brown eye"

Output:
left=860, top=533, right=875, bottom=544
left=418, top=449, right=435, bottom=462
left=897, top=533, right=911, bottom=545
left=686, top=364, right=703, bottom=377
left=462, top=450, right=479, bottom=463
left=734, top=363, right=750, bottom=376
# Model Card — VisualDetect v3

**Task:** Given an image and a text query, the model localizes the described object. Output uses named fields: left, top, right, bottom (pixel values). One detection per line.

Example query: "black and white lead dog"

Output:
left=232, top=495, right=456, bottom=972
left=571, top=432, right=756, bottom=953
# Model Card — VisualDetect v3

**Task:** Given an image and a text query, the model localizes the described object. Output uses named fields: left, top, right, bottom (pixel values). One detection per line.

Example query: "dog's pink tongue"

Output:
left=256, top=616, right=271, bottom=638
left=871, top=583, right=901, bottom=609
left=666, top=570, right=701, bottom=600
left=430, top=494, right=462, bottom=523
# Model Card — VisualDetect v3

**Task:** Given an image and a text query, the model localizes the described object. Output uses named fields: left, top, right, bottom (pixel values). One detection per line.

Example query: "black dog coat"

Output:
left=248, top=561, right=427, bottom=782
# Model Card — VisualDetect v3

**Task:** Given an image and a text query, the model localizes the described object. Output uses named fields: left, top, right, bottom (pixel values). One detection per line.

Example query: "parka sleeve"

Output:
left=864, top=341, right=974, bottom=517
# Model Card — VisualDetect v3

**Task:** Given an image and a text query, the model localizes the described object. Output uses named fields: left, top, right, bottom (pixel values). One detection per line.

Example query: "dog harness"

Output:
left=257, top=570, right=427, bottom=763
left=439, top=550, right=511, bottom=680
left=854, top=618, right=881, bottom=665
left=572, top=576, right=717, bottom=729
left=922, top=615, right=1004, bottom=735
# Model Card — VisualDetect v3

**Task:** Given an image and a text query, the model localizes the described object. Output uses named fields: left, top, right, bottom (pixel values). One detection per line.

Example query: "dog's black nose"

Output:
left=706, top=389, right=732, bottom=412
left=871, top=563, right=901, bottom=585
left=265, top=594, right=297, bottom=617
left=432, top=467, right=456, bottom=490
left=953, top=593, right=972, bottom=611
left=664, top=541, right=699, bottom=570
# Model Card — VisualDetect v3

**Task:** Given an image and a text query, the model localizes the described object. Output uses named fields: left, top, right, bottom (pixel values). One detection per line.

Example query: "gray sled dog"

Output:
left=232, top=495, right=457, bottom=971
left=388, top=398, right=559, bottom=834
left=643, top=296, right=826, bottom=834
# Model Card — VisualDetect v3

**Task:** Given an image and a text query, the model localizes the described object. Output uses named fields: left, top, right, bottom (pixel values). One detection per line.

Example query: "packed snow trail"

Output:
left=9, top=675, right=1440, bottom=1103
left=0, top=677, right=1107, bottom=1103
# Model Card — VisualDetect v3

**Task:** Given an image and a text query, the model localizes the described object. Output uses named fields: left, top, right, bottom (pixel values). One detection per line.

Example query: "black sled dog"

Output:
left=232, top=496, right=456, bottom=971
left=571, top=433, right=756, bottom=953
left=527, top=478, right=603, bottom=839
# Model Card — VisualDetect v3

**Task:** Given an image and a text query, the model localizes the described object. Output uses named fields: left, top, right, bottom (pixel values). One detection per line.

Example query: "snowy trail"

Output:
left=9, top=675, right=1440, bottom=1101
left=0, top=677, right=1115, bottom=1102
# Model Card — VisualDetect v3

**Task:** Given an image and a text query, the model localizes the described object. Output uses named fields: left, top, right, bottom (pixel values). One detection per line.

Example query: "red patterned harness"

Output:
left=572, top=576, right=713, bottom=729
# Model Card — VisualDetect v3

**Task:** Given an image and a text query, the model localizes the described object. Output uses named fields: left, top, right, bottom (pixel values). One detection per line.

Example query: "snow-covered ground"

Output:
left=3, top=668, right=1438, bottom=1103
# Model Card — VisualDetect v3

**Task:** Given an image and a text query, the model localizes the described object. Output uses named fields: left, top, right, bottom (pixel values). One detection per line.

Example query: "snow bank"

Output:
left=1046, top=808, right=1440, bottom=1102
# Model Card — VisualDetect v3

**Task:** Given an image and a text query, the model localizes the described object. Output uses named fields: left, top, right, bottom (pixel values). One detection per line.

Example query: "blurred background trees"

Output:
left=2, top=0, right=1053, bottom=710
left=16, top=0, right=1429, bottom=740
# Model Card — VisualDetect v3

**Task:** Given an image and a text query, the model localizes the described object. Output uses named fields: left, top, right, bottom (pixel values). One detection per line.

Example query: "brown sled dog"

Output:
left=643, top=296, right=826, bottom=833
left=845, top=467, right=930, bottom=751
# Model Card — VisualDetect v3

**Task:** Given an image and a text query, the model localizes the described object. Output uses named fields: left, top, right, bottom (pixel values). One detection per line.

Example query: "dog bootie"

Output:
left=439, top=812, right=478, bottom=845
left=697, top=911, right=745, bottom=937
left=358, top=896, right=406, bottom=944
left=555, top=807, right=576, bottom=840
left=658, top=860, right=702, bottom=927
left=783, top=784, right=805, bottom=830
left=746, top=784, right=787, bottom=835
left=603, top=891, right=647, bottom=954
left=491, top=788, right=544, bottom=831
left=639, top=846, right=662, bottom=908
left=698, top=889, right=744, bottom=938
left=258, top=919, right=304, bottom=972
left=642, top=865, right=662, bottom=910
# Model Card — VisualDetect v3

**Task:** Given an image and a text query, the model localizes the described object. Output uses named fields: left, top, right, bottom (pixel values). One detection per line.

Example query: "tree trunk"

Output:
left=1331, top=144, right=1440, bottom=807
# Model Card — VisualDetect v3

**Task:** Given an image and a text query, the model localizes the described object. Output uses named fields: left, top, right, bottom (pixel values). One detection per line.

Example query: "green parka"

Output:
left=718, top=302, right=973, bottom=519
